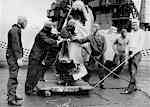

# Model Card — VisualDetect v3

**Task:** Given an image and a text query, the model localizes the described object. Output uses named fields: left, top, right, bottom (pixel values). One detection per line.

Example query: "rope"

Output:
left=0, top=41, right=30, bottom=61
left=80, top=45, right=150, bottom=87
left=80, top=46, right=130, bottom=87
left=81, top=46, right=150, bottom=99
left=1, top=40, right=150, bottom=98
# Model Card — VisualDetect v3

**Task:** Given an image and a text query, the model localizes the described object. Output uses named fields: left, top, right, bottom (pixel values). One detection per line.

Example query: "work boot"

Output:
left=121, top=83, right=137, bottom=94
left=8, top=100, right=22, bottom=106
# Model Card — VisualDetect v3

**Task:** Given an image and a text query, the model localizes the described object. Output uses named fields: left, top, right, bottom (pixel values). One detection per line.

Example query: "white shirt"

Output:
left=104, top=30, right=120, bottom=61
left=128, top=29, right=145, bottom=53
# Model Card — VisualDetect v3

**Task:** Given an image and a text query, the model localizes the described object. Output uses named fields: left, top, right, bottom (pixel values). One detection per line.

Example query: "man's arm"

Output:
left=72, top=36, right=91, bottom=44
left=102, top=35, right=107, bottom=53
left=41, top=33, right=57, bottom=45
left=80, top=36, right=90, bottom=43
left=112, top=39, right=118, bottom=54
left=10, top=29, right=23, bottom=59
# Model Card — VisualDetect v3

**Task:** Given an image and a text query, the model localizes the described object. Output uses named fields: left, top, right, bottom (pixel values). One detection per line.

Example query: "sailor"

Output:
left=44, top=21, right=60, bottom=73
left=6, top=16, right=27, bottom=106
left=25, top=22, right=63, bottom=95
left=122, top=19, right=145, bottom=94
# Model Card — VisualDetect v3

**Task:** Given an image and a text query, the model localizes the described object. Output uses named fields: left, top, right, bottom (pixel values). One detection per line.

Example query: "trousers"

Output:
left=113, top=53, right=126, bottom=74
left=25, top=60, right=43, bottom=94
left=128, top=51, right=142, bottom=87
left=6, top=52, right=19, bottom=101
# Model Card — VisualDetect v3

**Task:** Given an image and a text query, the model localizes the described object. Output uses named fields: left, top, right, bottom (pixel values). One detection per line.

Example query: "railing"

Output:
left=0, top=41, right=30, bottom=65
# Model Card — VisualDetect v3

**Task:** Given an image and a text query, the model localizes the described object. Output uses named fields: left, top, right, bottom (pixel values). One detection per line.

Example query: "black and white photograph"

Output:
left=0, top=0, right=150, bottom=107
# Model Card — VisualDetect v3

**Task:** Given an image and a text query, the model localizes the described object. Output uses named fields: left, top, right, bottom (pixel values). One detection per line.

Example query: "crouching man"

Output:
left=72, top=24, right=107, bottom=88
left=25, top=22, right=63, bottom=95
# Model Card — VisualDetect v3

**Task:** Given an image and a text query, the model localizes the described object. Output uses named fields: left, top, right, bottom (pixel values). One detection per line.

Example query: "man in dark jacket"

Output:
left=44, top=20, right=75, bottom=73
left=6, top=16, right=27, bottom=106
left=25, top=22, right=63, bottom=95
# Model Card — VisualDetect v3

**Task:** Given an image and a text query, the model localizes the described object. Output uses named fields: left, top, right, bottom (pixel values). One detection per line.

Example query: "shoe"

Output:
left=15, top=95, right=23, bottom=100
left=121, top=84, right=137, bottom=94
left=120, top=88, right=133, bottom=94
left=8, top=100, right=22, bottom=106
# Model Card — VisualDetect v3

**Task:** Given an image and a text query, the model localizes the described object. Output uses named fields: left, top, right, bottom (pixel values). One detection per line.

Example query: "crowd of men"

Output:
left=6, top=0, right=145, bottom=106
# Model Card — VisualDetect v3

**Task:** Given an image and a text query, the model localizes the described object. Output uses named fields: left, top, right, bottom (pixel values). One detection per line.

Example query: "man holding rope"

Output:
left=122, top=19, right=145, bottom=94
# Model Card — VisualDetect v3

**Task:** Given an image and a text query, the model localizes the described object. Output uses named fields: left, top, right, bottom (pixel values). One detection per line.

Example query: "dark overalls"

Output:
left=6, top=24, right=23, bottom=101
left=44, top=43, right=60, bottom=71
left=25, top=29, right=58, bottom=94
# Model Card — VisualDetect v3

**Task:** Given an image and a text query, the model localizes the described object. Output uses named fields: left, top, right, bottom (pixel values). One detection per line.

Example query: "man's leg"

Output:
left=124, top=52, right=142, bottom=94
left=6, top=54, right=22, bottom=105
left=117, top=54, right=125, bottom=74
left=39, top=64, right=47, bottom=81
left=97, top=55, right=105, bottom=88
left=82, top=56, right=95, bottom=82
left=112, top=54, right=121, bottom=78
left=25, top=63, right=42, bottom=95
left=45, top=48, right=59, bottom=72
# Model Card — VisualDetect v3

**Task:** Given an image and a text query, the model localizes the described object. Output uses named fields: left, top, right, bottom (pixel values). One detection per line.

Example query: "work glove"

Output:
left=57, top=38, right=65, bottom=45
left=71, top=39, right=81, bottom=43
left=17, top=58, right=24, bottom=66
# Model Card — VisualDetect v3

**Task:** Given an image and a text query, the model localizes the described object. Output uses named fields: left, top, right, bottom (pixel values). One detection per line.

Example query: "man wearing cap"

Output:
left=44, top=21, right=60, bottom=71
left=122, top=19, right=145, bottom=94
left=25, top=22, right=63, bottom=95
left=6, top=16, right=27, bottom=106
